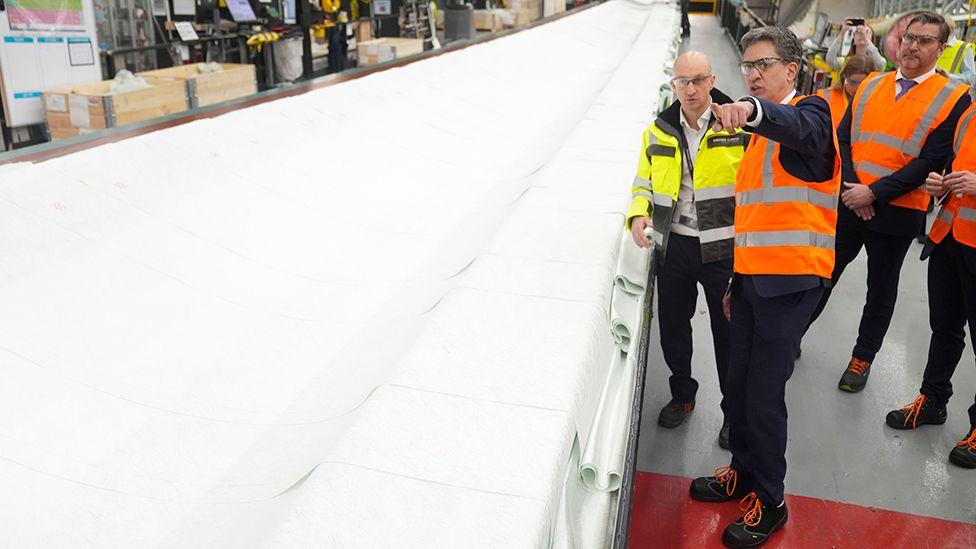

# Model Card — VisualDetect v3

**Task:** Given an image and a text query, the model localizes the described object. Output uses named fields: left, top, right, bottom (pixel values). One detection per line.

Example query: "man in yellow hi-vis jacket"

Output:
left=628, top=51, right=746, bottom=449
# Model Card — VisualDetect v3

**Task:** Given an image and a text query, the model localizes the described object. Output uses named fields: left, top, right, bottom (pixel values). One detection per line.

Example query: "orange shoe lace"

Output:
left=847, top=357, right=870, bottom=376
left=714, top=466, right=738, bottom=497
left=900, top=394, right=928, bottom=429
left=739, top=492, right=763, bottom=527
left=957, top=428, right=976, bottom=451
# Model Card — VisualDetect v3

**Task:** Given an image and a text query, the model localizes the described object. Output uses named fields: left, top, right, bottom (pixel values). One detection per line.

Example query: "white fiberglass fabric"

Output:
left=0, top=1, right=677, bottom=546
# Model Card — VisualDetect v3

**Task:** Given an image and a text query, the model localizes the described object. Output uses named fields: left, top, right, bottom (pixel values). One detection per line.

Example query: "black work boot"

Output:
left=838, top=357, right=871, bottom=393
left=885, top=394, right=947, bottom=430
left=949, top=425, right=976, bottom=469
left=718, top=420, right=730, bottom=450
left=690, top=466, right=752, bottom=503
left=658, top=398, right=694, bottom=428
left=722, top=493, right=788, bottom=548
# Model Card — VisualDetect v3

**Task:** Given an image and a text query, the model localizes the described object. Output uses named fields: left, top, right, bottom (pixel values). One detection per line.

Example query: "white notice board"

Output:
left=0, top=0, right=102, bottom=127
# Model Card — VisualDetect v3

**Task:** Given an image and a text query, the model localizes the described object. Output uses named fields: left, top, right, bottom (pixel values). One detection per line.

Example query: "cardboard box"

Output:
left=137, top=63, right=257, bottom=108
left=357, top=38, right=424, bottom=66
left=353, top=20, right=372, bottom=43
left=473, top=9, right=505, bottom=32
left=43, top=76, right=188, bottom=135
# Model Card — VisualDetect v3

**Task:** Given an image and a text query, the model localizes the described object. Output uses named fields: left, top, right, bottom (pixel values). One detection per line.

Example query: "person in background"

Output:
left=806, top=12, right=970, bottom=394
left=689, top=26, right=839, bottom=547
left=680, top=0, right=690, bottom=38
left=628, top=51, right=744, bottom=449
left=816, top=55, right=874, bottom=128
left=826, top=18, right=886, bottom=72
left=885, top=100, right=976, bottom=469
left=937, top=17, right=976, bottom=86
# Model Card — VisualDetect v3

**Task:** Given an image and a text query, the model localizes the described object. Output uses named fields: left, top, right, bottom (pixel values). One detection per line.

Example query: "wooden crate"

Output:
left=137, top=63, right=257, bottom=108
left=473, top=10, right=505, bottom=32
left=505, top=7, right=537, bottom=27
left=357, top=38, right=424, bottom=66
left=42, top=76, right=188, bottom=133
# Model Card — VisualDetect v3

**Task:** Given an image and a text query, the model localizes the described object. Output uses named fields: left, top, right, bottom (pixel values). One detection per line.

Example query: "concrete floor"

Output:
left=636, top=15, right=976, bottom=526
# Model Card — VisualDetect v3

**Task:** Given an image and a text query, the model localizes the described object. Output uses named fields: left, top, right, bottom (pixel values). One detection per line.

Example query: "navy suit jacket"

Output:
left=739, top=94, right=838, bottom=297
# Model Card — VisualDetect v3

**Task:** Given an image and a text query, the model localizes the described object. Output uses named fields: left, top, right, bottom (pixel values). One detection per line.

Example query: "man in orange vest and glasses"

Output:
left=688, top=27, right=839, bottom=547
left=883, top=101, right=976, bottom=469
left=806, top=12, right=971, bottom=394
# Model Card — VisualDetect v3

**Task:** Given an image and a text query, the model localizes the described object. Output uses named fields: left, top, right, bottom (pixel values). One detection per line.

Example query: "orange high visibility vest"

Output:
left=733, top=96, right=841, bottom=278
left=849, top=71, right=967, bottom=211
left=929, top=103, right=976, bottom=248
left=816, top=87, right=847, bottom=129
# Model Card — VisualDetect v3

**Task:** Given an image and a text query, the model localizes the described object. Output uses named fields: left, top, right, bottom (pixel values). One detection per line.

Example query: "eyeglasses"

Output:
left=671, top=75, right=713, bottom=89
left=903, top=33, right=943, bottom=46
left=739, top=57, right=787, bottom=75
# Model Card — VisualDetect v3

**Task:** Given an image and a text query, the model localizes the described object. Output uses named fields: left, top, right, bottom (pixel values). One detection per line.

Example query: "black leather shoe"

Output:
left=722, top=493, right=788, bottom=548
left=838, top=357, right=871, bottom=393
left=885, top=394, right=947, bottom=430
left=719, top=421, right=730, bottom=450
left=949, top=425, right=976, bottom=469
left=658, top=398, right=694, bottom=428
left=690, top=466, right=751, bottom=502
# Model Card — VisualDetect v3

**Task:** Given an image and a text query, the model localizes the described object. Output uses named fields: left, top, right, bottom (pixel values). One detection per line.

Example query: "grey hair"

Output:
left=740, top=26, right=804, bottom=65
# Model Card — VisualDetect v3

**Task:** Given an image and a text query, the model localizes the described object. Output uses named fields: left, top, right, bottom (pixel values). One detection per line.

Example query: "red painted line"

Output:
left=628, top=470, right=976, bottom=549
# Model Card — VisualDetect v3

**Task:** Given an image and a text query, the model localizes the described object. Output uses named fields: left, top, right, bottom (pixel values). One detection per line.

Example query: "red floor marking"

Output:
left=628, top=470, right=976, bottom=549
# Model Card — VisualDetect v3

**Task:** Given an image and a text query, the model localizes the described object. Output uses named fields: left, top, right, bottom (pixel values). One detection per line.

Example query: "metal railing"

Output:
left=872, top=0, right=967, bottom=17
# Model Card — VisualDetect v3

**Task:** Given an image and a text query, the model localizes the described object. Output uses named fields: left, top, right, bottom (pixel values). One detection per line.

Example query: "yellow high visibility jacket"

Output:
left=938, top=39, right=974, bottom=75
left=627, top=95, right=745, bottom=263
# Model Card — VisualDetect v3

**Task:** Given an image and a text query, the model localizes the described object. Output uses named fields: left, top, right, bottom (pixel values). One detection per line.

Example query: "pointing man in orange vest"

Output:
left=688, top=27, right=839, bottom=547
left=805, top=12, right=970, bottom=394
left=884, top=101, right=976, bottom=469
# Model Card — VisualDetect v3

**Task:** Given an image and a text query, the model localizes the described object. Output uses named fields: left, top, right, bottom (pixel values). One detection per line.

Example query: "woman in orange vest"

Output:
left=884, top=102, right=976, bottom=469
left=816, top=55, right=874, bottom=128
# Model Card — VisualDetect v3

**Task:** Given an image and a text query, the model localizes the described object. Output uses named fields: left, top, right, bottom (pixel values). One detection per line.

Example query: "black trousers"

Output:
left=807, top=224, right=914, bottom=362
left=680, top=0, right=690, bottom=33
left=656, top=234, right=732, bottom=413
left=728, top=276, right=823, bottom=506
left=922, top=235, right=976, bottom=427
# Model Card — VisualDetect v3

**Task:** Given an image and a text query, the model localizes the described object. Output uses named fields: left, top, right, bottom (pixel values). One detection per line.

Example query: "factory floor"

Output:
left=627, top=14, right=976, bottom=548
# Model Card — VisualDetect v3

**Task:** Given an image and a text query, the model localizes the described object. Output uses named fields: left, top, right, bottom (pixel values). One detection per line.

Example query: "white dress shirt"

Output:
left=744, top=89, right=797, bottom=127
left=894, top=66, right=938, bottom=98
left=671, top=107, right=712, bottom=237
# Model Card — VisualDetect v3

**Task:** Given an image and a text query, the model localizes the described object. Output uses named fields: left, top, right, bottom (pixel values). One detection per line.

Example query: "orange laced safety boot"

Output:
left=949, top=425, right=976, bottom=469
left=721, top=492, right=788, bottom=548
left=838, top=357, right=872, bottom=393
left=689, top=465, right=751, bottom=503
left=885, top=394, right=948, bottom=430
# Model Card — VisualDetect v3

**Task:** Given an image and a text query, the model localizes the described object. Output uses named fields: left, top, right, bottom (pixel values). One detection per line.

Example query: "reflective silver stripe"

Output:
left=633, top=175, right=651, bottom=189
left=698, top=225, right=735, bottom=243
left=851, top=74, right=884, bottom=143
left=937, top=206, right=955, bottom=224
left=959, top=207, right=976, bottom=222
left=735, top=230, right=835, bottom=250
left=954, top=107, right=976, bottom=154
left=653, top=193, right=674, bottom=207
left=905, top=81, right=957, bottom=156
left=632, top=189, right=654, bottom=201
left=857, top=131, right=904, bottom=151
left=951, top=43, right=969, bottom=73
left=762, top=139, right=775, bottom=190
left=736, top=186, right=837, bottom=210
left=855, top=160, right=895, bottom=179
left=694, top=184, right=736, bottom=201
left=651, top=229, right=664, bottom=245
